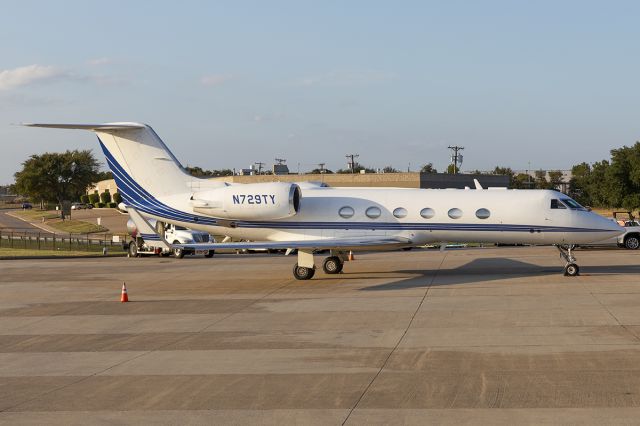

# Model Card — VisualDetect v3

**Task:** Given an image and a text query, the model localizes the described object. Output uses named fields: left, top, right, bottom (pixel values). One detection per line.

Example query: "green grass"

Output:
left=11, top=209, right=108, bottom=233
left=0, top=247, right=123, bottom=257
left=47, top=220, right=108, bottom=234
left=12, top=209, right=59, bottom=221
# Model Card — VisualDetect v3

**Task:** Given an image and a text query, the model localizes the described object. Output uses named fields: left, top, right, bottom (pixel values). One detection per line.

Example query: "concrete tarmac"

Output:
left=1, top=246, right=640, bottom=425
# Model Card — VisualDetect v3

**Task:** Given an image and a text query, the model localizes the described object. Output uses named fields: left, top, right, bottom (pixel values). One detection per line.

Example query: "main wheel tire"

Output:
left=128, top=241, right=139, bottom=258
left=624, top=235, right=640, bottom=250
left=205, top=250, right=214, bottom=258
left=172, top=240, right=185, bottom=259
left=293, top=263, right=315, bottom=280
left=322, top=256, right=343, bottom=274
left=564, top=263, right=579, bottom=277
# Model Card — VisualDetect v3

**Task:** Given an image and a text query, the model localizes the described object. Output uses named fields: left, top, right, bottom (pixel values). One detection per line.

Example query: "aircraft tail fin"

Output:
left=24, top=122, right=196, bottom=204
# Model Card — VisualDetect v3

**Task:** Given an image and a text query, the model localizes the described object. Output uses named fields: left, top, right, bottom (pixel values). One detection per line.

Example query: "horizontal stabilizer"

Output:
left=23, top=123, right=145, bottom=131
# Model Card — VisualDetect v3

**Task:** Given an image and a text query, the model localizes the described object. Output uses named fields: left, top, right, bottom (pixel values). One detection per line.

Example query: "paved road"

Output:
left=0, top=210, right=42, bottom=232
left=1, top=247, right=640, bottom=424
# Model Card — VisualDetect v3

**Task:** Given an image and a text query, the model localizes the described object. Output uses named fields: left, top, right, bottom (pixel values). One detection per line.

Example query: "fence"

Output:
left=0, top=228, right=131, bottom=253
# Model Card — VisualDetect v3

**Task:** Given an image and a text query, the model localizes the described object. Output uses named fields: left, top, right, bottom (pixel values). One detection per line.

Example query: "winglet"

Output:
left=127, top=207, right=170, bottom=251
left=473, top=179, right=484, bottom=190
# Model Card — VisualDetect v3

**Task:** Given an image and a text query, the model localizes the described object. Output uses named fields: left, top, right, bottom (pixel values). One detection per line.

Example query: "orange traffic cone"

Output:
left=120, top=282, right=129, bottom=303
left=348, top=251, right=355, bottom=261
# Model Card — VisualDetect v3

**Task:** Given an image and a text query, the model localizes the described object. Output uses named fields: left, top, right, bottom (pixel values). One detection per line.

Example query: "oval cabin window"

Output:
left=448, top=208, right=463, bottom=219
left=475, top=208, right=490, bottom=219
left=338, top=206, right=355, bottom=219
left=365, top=206, right=381, bottom=219
left=393, top=207, right=408, bottom=218
left=420, top=207, right=435, bottom=219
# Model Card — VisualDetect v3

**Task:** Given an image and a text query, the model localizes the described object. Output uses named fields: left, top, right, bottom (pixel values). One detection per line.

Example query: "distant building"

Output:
left=273, top=164, right=289, bottom=175
left=214, top=172, right=509, bottom=189
left=87, top=179, right=118, bottom=194
left=513, top=170, right=572, bottom=193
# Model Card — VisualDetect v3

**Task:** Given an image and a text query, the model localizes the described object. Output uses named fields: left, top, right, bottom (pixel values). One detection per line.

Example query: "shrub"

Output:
left=80, top=194, right=89, bottom=204
left=100, top=190, right=111, bottom=204
left=97, top=202, right=106, bottom=208
left=108, top=202, right=117, bottom=208
left=88, top=192, right=100, bottom=204
left=112, top=192, right=122, bottom=204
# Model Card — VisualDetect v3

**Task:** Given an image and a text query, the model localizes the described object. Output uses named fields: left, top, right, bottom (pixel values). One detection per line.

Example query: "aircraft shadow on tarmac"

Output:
left=354, top=257, right=640, bottom=291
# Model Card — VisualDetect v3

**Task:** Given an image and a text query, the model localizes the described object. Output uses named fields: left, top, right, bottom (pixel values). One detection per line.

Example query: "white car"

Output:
left=588, top=214, right=640, bottom=249
left=615, top=219, right=640, bottom=249
left=71, top=202, right=93, bottom=210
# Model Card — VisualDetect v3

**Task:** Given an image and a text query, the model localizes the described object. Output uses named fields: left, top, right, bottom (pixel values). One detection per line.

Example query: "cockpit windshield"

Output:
left=561, top=198, right=585, bottom=210
left=550, top=198, right=585, bottom=211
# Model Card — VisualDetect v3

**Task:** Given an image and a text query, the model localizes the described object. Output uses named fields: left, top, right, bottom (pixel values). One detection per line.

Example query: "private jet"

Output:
left=25, top=122, right=623, bottom=279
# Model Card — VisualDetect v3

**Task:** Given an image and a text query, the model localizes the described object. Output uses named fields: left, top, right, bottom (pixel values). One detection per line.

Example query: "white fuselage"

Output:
left=145, top=186, right=622, bottom=248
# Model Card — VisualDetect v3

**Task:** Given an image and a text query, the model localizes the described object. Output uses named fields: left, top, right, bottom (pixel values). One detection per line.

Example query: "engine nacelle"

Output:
left=191, top=182, right=301, bottom=220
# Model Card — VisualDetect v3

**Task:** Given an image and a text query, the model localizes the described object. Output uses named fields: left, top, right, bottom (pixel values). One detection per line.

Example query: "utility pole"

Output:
left=345, top=154, right=359, bottom=174
left=254, top=162, right=265, bottom=175
left=448, top=146, right=464, bottom=174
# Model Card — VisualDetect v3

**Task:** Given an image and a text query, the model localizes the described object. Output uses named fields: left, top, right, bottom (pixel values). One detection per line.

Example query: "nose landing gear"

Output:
left=556, top=245, right=580, bottom=276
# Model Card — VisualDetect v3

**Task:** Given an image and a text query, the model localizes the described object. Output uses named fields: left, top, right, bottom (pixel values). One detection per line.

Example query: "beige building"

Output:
left=91, top=172, right=509, bottom=195
left=88, top=179, right=118, bottom=195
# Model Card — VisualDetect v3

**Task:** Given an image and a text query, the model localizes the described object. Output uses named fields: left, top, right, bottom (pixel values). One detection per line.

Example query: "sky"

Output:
left=1, top=0, right=640, bottom=184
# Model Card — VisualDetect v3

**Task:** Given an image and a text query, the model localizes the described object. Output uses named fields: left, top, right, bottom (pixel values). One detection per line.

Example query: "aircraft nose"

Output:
left=602, top=217, right=625, bottom=236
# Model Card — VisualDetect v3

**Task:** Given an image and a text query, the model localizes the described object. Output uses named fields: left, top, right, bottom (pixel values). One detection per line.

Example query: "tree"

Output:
left=512, top=173, right=533, bottom=189
left=446, top=164, right=456, bottom=174
left=493, top=166, right=513, bottom=176
left=112, top=192, right=122, bottom=204
left=606, top=142, right=640, bottom=210
left=382, top=166, right=399, bottom=173
left=420, top=163, right=437, bottom=174
left=308, top=168, right=334, bottom=174
left=96, top=171, right=113, bottom=181
left=13, top=150, right=101, bottom=208
left=100, top=190, right=112, bottom=204
left=548, top=170, right=564, bottom=191
left=186, top=166, right=234, bottom=177
left=569, top=162, right=591, bottom=204
left=534, top=170, right=550, bottom=189
left=492, top=166, right=516, bottom=188
left=336, top=164, right=376, bottom=174
left=88, top=191, right=100, bottom=205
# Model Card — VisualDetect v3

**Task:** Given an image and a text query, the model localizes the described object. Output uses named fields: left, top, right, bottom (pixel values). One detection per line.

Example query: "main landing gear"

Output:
left=292, top=251, right=346, bottom=280
left=556, top=244, right=579, bottom=276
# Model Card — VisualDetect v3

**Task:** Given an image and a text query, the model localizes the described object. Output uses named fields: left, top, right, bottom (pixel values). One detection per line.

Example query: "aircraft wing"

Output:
left=125, top=207, right=410, bottom=251
left=174, top=236, right=411, bottom=251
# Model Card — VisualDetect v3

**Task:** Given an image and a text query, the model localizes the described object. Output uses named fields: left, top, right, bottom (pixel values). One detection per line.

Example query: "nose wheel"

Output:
left=564, top=263, right=579, bottom=276
left=556, top=245, right=580, bottom=276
